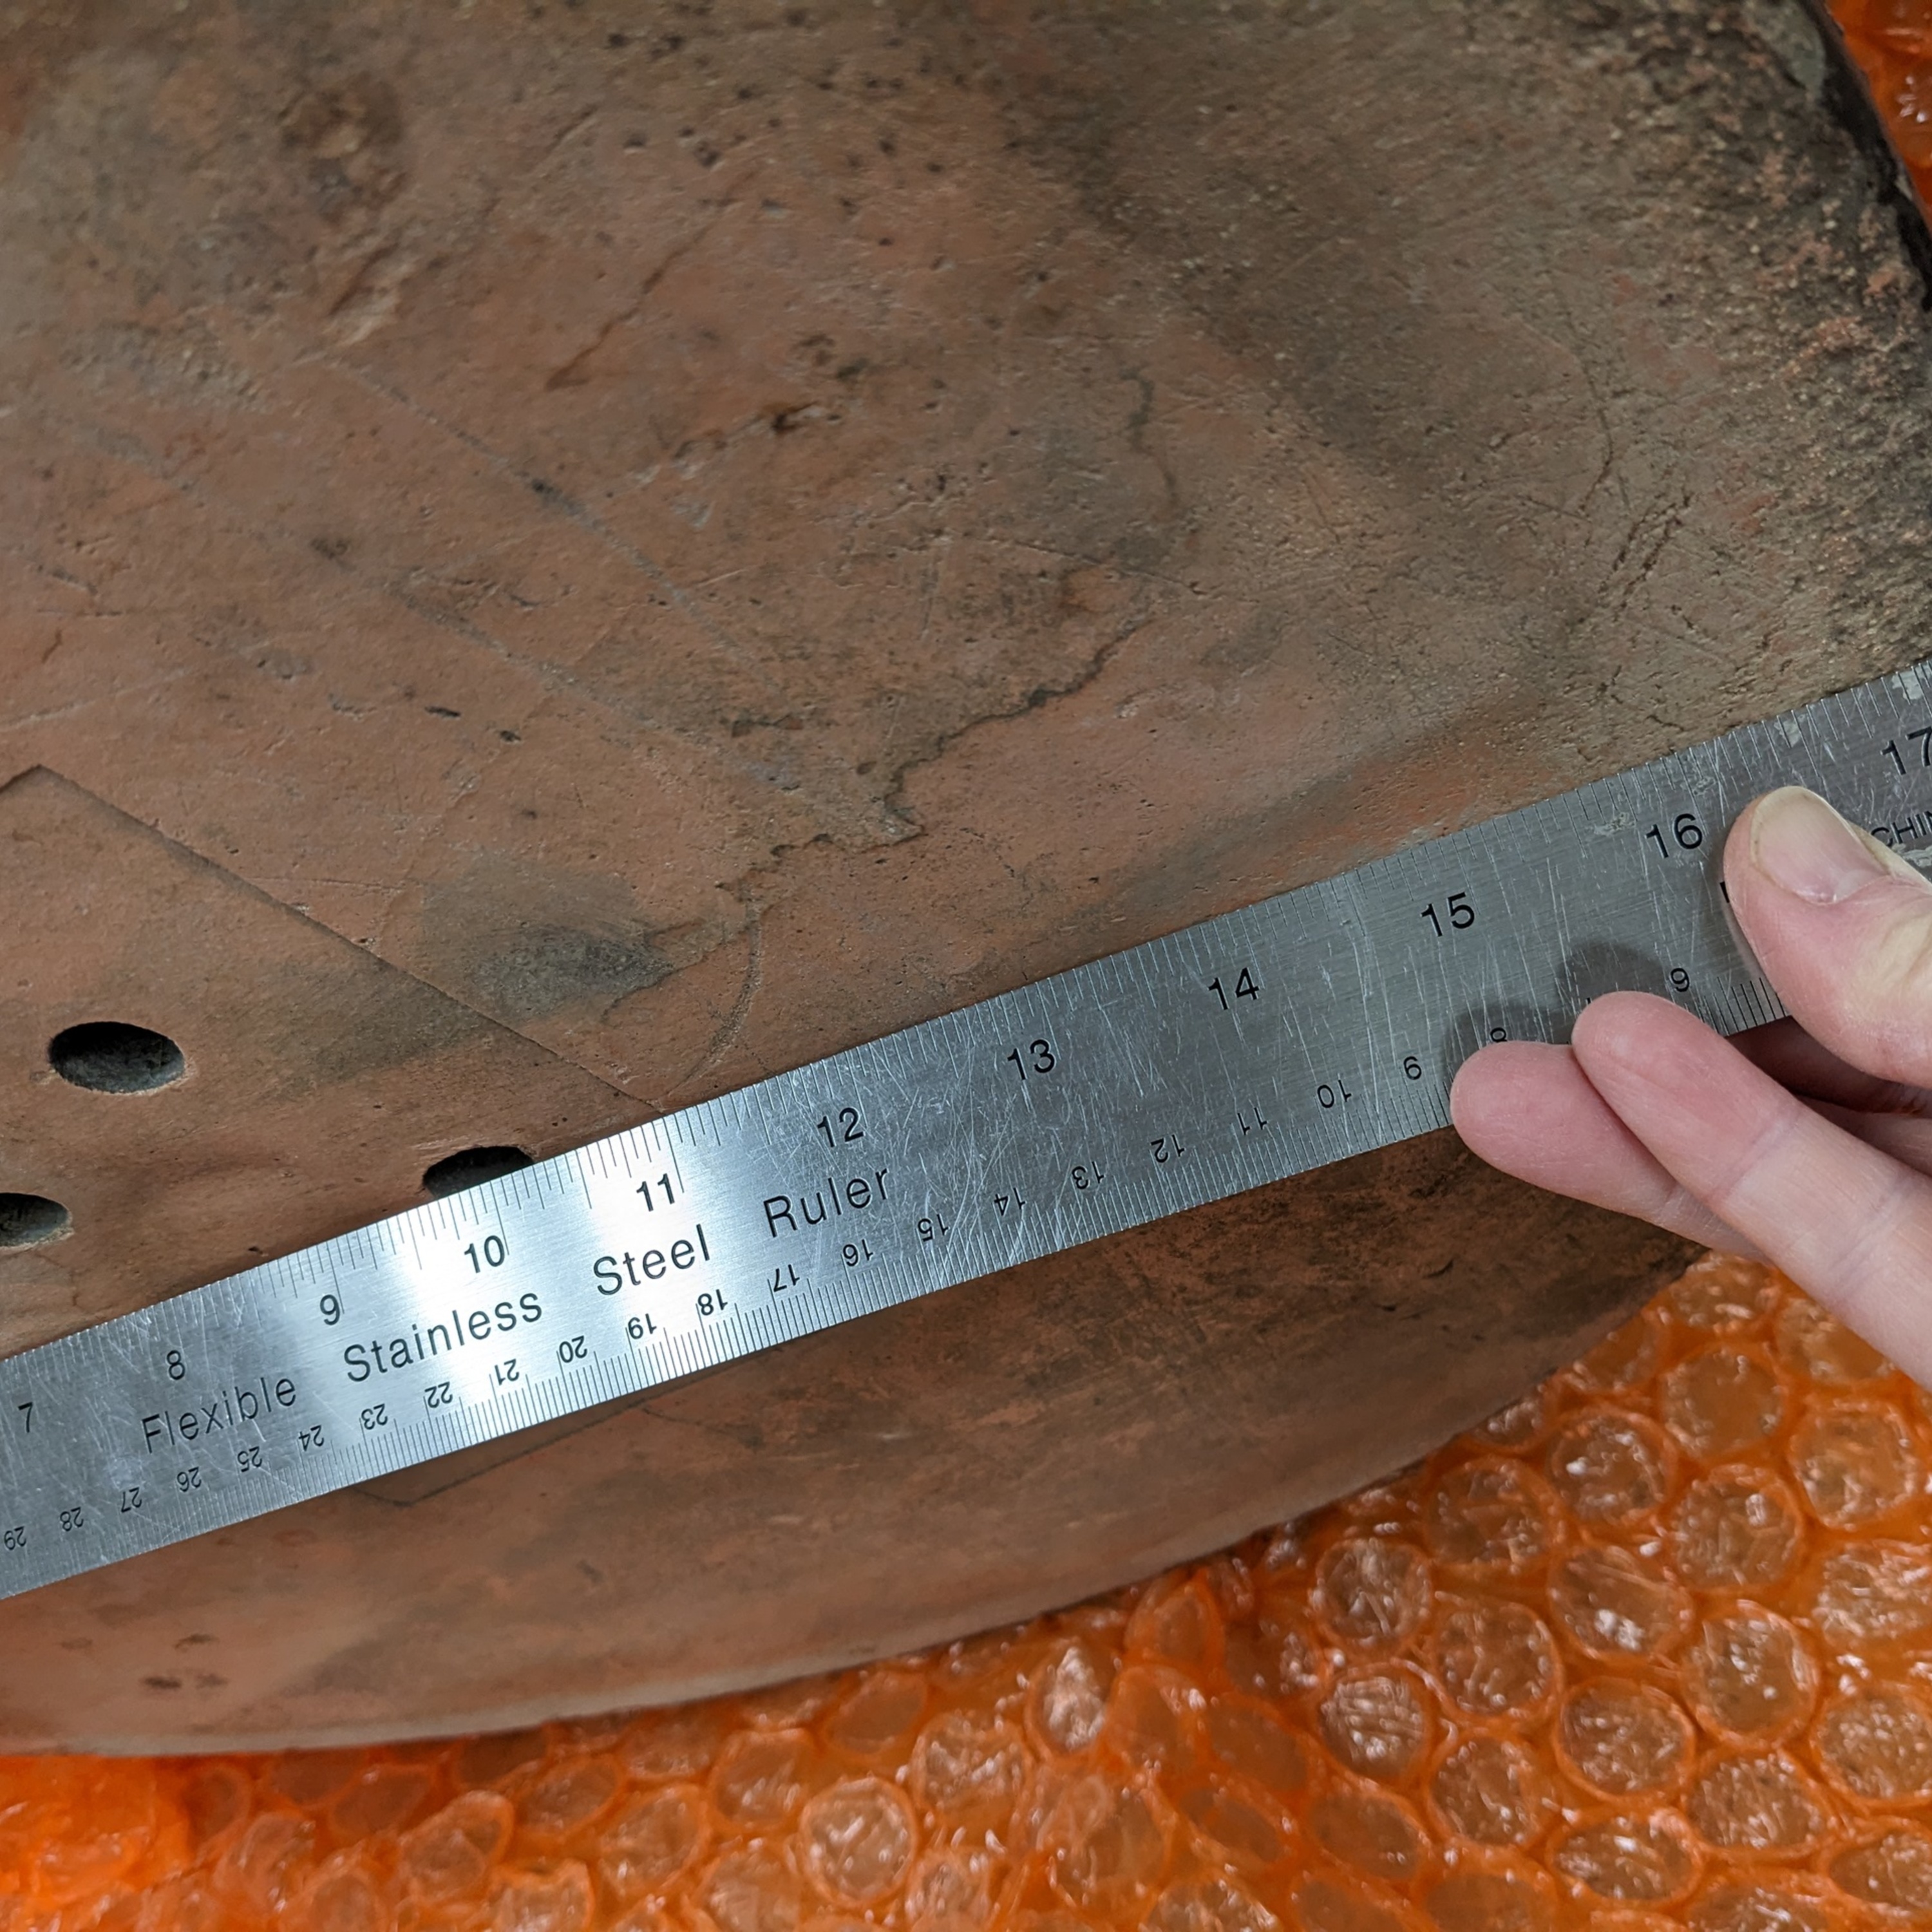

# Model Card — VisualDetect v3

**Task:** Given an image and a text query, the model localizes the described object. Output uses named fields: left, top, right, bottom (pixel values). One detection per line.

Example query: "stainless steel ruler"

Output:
left=8, top=661, right=1932, bottom=1600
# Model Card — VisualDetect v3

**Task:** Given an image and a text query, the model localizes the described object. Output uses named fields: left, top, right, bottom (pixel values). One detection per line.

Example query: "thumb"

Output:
left=1726, top=785, right=1932, bottom=1086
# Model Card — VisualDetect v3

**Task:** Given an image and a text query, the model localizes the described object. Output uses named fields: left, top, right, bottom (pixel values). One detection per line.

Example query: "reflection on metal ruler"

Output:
left=6, top=663, right=1932, bottom=1600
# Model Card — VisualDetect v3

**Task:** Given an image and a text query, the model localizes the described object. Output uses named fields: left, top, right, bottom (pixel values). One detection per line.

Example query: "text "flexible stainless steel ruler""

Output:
left=9, top=661, right=1932, bottom=1600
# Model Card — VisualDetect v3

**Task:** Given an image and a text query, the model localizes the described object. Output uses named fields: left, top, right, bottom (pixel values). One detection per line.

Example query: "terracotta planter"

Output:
left=0, top=0, right=1926, bottom=1748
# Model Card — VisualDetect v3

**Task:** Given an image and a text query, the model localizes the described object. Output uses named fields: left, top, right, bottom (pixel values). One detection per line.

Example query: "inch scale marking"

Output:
left=7, top=662, right=1932, bottom=1598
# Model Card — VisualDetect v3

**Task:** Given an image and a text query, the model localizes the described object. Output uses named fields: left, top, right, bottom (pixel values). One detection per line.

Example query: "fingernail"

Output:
left=1749, top=785, right=1923, bottom=904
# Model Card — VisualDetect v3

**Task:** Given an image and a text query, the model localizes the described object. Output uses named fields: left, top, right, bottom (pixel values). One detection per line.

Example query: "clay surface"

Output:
left=0, top=0, right=1927, bottom=1744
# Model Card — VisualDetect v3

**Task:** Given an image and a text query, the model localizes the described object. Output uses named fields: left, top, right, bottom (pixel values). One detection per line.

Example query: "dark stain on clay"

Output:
left=279, top=71, right=406, bottom=218
left=417, top=852, right=675, bottom=1028
left=467, top=923, right=674, bottom=1024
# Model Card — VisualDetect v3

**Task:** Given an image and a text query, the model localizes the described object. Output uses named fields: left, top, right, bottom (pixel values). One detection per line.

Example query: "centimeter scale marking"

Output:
left=8, top=662, right=1932, bottom=1599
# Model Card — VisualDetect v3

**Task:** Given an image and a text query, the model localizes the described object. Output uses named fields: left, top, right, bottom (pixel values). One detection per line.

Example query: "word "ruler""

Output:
left=6, top=662, right=1932, bottom=1600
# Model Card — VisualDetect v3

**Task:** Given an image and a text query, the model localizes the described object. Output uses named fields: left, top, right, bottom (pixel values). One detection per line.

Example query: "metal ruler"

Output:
left=8, top=661, right=1932, bottom=1601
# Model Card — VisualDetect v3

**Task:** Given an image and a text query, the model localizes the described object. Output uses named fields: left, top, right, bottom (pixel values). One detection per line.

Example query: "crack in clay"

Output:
left=1607, top=489, right=1695, bottom=619
left=878, top=619, right=1141, bottom=837
left=1121, top=365, right=1182, bottom=514
left=543, top=200, right=739, bottom=391
left=663, top=901, right=768, bottom=1097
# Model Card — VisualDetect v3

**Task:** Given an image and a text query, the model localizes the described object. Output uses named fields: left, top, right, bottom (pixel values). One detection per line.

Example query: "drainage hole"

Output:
left=0, top=1194, right=71, bottom=1249
left=422, top=1146, right=535, bottom=1198
left=49, top=1021, right=187, bottom=1094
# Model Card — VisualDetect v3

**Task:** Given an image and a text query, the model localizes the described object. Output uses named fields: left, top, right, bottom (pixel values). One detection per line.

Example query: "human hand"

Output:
left=1450, top=784, right=1932, bottom=1387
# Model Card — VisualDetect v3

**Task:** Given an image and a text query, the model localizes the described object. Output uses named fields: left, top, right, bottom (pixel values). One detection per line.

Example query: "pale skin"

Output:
left=1450, top=784, right=1932, bottom=1388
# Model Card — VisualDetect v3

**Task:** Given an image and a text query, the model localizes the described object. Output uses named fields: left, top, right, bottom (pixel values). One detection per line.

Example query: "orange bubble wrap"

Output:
left=1833, top=0, right=1932, bottom=205
left=5, top=1254, right=1932, bottom=1930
